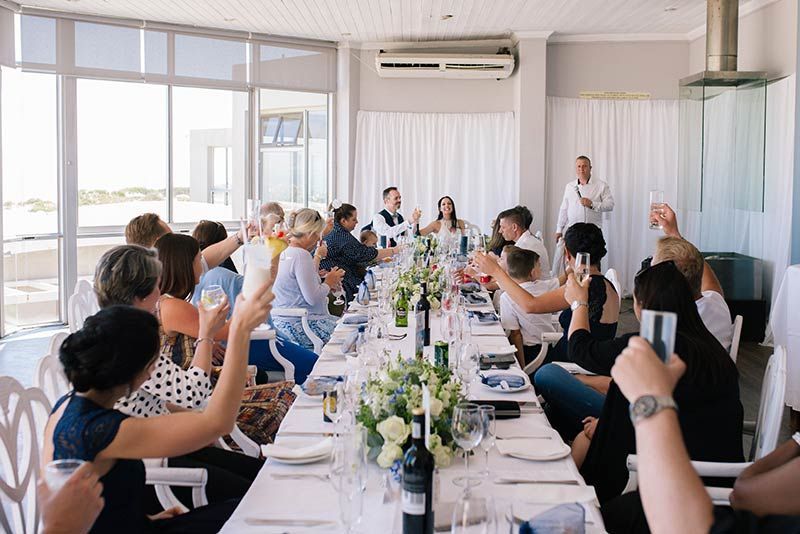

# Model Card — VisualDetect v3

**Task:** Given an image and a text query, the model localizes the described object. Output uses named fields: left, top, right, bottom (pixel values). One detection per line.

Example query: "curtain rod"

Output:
left=10, top=3, right=337, bottom=50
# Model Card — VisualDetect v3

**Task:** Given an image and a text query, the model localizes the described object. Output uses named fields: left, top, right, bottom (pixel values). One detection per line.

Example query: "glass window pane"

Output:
left=20, top=16, right=56, bottom=65
left=75, top=22, right=140, bottom=72
left=174, top=35, right=247, bottom=82
left=1, top=68, right=58, bottom=238
left=261, top=116, right=280, bottom=144
left=257, top=44, right=335, bottom=92
left=261, top=150, right=305, bottom=211
left=278, top=114, right=302, bottom=146
left=172, top=86, right=247, bottom=222
left=308, top=109, right=328, bottom=212
left=3, top=239, right=60, bottom=333
left=77, top=236, right=126, bottom=283
left=144, top=30, right=168, bottom=75
left=77, top=79, right=168, bottom=228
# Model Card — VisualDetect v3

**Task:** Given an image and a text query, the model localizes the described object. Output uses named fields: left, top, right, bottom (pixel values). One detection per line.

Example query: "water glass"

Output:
left=574, top=252, right=591, bottom=285
left=478, top=406, right=496, bottom=478
left=458, top=344, right=480, bottom=392
left=640, top=309, right=678, bottom=363
left=246, top=198, right=262, bottom=234
left=649, top=190, right=665, bottom=230
left=45, top=459, right=86, bottom=492
left=451, top=490, right=495, bottom=534
left=451, top=403, right=484, bottom=487
left=200, top=284, right=226, bottom=310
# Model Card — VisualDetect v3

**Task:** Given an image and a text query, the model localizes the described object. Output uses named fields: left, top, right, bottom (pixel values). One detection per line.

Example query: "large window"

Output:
left=171, top=87, right=248, bottom=223
left=258, top=89, right=328, bottom=213
left=77, top=79, right=169, bottom=227
left=1, top=68, right=60, bottom=332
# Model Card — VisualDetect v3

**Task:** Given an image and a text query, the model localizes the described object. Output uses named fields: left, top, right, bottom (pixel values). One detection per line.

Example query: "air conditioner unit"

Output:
left=375, top=52, right=515, bottom=79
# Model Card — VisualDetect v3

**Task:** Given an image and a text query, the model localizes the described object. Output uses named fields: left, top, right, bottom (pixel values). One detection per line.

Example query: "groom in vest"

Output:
left=364, top=186, right=421, bottom=247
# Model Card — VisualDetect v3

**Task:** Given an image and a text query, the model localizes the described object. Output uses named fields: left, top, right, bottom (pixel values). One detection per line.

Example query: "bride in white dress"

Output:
left=418, top=196, right=466, bottom=237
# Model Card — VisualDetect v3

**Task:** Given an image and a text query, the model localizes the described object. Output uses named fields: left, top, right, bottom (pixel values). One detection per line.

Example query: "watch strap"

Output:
left=629, top=395, right=677, bottom=425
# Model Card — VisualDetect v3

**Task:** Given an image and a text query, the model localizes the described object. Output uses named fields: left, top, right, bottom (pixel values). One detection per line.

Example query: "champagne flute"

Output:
left=478, top=406, right=496, bottom=478
left=649, top=190, right=665, bottom=230
left=451, top=402, right=484, bottom=488
left=574, top=252, right=591, bottom=285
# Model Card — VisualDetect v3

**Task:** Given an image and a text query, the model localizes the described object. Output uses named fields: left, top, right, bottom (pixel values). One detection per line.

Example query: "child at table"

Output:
left=360, top=229, right=378, bottom=248
left=499, top=246, right=559, bottom=367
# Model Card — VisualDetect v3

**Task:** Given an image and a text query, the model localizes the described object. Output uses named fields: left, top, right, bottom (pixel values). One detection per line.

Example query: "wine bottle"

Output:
left=417, top=283, right=431, bottom=347
left=395, top=288, right=409, bottom=328
left=402, top=408, right=434, bottom=534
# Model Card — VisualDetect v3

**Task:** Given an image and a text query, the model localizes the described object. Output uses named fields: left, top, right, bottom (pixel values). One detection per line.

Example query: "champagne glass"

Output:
left=333, top=283, right=346, bottom=306
left=199, top=284, right=225, bottom=310
left=574, top=252, right=591, bottom=285
left=649, top=190, right=665, bottom=230
left=451, top=490, right=495, bottom=534
left=45, top=459, right=85, bottom=491
left=451, top=403, right=484, bottom=488
left=246, top=198, right=262, bottom=236
left=478, top=406, right=496, bottom=478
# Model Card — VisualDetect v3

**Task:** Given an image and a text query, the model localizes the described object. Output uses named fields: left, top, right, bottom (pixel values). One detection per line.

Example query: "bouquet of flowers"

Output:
left=356, top=354, right=463, bottom=468
left=394, top=256, right=446, bottom=310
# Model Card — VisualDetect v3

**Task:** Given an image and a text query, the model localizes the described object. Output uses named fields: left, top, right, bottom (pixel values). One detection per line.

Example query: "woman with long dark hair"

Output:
left=559, top=261, right=743, bottom=504
left=418, top=196, right=466, bottom=236
left=44, top=287, right=272, bottom=533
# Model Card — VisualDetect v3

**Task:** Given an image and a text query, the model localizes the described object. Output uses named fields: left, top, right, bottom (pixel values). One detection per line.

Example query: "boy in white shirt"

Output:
left=499, top=246, right=560, bottom=367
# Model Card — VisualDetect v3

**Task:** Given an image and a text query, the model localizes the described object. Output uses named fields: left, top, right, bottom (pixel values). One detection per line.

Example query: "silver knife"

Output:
left=494, top=479, right=580, bottom=485
left=244, top=518, right=337, bottom=527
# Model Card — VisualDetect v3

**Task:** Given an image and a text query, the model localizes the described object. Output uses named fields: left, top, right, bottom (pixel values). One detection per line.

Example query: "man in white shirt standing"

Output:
left=497, top=206, right=551, bottom=276
left=366, top=186, right=421, bottom=247
left=554, top=156, right=614, bottom=274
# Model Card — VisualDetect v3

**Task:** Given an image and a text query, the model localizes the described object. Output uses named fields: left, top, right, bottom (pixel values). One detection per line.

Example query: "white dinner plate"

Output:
left=268, top=452, right=331, bottom=465
left=501, top=441, right=571, bottom=462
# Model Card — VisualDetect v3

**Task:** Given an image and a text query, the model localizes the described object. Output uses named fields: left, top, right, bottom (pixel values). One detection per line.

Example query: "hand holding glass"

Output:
left=200, top=284, right=225, bottom=310
left=45, top=459, right=86, bottom=492
left=649, top=190, right=665, bottom=230
left=574, top=252, right=591, bottom=285
left=640, top=309, right=677, bottom=363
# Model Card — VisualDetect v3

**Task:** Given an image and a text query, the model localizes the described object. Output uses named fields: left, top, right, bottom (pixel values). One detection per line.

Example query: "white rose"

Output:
left=377, top=416, right=410, bottom=445
left=377, top=442, right=403, bottom=468
left=429, top=397, right=444, bottom=418
left=432, top=445, right=453, bottom=468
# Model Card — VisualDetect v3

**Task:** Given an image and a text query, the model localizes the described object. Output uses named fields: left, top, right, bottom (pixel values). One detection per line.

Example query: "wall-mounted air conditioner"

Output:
left=375, top=52, right=514, bottom=79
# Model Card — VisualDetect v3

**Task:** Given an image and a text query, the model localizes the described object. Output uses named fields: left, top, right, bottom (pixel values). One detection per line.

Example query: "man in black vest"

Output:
left=363, top=186, right=421, bottom=247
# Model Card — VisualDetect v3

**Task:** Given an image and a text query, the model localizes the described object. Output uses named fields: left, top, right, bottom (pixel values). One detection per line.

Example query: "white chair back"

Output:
left=751, top=346, right=787, bottom=460
left=67, top=280, right=99, bottom=333
left=604, top=268, right=622, bottom=304
left=0, top=378, right=52, bottom=534
left=35, top=333, right=71, bottom=407
left=729, top=315, right=743, bottom=362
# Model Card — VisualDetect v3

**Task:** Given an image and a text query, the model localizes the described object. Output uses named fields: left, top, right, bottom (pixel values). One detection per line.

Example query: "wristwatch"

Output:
left=629, top=395, right=678, bottom=425
left=570, top=300, right=588, bottom=311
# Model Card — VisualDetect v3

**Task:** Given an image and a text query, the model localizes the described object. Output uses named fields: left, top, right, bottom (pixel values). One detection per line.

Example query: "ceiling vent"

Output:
left=375, top=52, right=514, bottom=79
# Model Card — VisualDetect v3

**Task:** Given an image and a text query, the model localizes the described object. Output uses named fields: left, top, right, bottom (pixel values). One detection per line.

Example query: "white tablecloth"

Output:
left=765, top=264, right=800, bottom=409
left=221, top=291, right=604, bottom=533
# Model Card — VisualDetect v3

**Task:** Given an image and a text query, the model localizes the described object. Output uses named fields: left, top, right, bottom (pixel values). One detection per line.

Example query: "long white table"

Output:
left=221, top=290, right=605, bottom=533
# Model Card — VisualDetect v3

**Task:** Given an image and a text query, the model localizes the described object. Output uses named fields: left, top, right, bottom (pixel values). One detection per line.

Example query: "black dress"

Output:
left=579, top=334, right=744, bottom=504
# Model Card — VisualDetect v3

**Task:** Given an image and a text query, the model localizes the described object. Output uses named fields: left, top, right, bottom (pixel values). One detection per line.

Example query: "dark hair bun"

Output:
left=60, top=306, right=160, bottom=392
left=564, top=223, right=607, bottom=265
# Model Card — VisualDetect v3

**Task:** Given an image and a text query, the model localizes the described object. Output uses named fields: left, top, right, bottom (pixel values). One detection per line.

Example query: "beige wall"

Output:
left=546, top=41, right=691, bottom=99
left=689, top=0, right=797, bottom=77
left=357, top=49, right=515, bottom=113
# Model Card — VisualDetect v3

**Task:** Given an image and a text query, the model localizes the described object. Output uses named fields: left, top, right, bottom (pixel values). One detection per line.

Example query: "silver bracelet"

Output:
left=193, top=337, right=215, bottom=349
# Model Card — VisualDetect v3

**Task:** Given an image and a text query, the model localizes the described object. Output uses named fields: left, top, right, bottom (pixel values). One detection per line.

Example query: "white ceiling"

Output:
left=13, top=0, right=776, bottom=43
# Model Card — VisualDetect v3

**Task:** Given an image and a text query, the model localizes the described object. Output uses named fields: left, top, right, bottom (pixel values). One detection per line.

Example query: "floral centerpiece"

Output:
left=356, top=354, right=464, bottom=469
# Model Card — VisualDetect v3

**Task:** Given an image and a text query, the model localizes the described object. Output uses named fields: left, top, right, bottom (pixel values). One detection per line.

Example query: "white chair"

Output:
left=0, top=377, right=51, bottom=534
left=623, top=346, right=787, bottom=504
left=33, top=336, right=212, bottom=512
left=604, top=268, right=622, bottom=304
left=270, top=307, right=324, bottom=353
left=523, top=331, right=563, bottom=375
left=67, top=279, right=100, bottom=332
left=729, top=315, right=743, bottom=362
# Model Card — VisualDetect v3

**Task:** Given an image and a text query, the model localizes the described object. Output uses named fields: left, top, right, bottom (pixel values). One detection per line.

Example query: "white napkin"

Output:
left=496, top=437, right=569, bottom=459
left=493, top=469, right=578, bottom=484
left=262, top=437, right=333, bottom=460
left=513, top=484, right=597, bottom=504
left=495, top=420, right=556, bottom=440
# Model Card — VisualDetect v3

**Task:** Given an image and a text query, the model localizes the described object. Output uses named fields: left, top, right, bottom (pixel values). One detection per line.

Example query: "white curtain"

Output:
left=545, top=97, right=680, bottom=296
left=545, top=75, right=795, bottom=315
left=353, top=111, right=516, bottom=234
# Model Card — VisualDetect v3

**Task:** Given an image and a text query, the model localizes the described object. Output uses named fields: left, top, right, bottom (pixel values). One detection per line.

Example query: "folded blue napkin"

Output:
left=465, top=293, right=487, bottom=304
left=469, top=310, right=498, bottom=323
left=340, top=329, right=361, bottom=354
left=342, top=314, right=368, bottom=325
left=357, top=282, right=371, bottom=305
left=480, top=373, right=526, bottom=389
left=520, top=503, right=585, bottom=534
left=460, top=282, right=481, bottom=294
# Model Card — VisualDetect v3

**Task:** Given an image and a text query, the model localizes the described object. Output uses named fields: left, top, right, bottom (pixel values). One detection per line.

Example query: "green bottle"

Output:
left=395, top=288, right=409, bottom=327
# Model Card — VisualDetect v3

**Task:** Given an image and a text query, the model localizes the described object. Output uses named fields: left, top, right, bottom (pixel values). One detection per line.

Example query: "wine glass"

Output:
left=451, top=490, right=495, bottom=534
left=333, top=283, right=346, bottom=306
left=574, top=252, right=591, bottom=285
left=478, top=406, right=496, bottom=479
left=199, top=284, right=225, bottom=310
left=451, top=402, right=484, bottom=488
left=458, top=344, right=480, bottom=396
left=330, top=431, right=365, bottom=533
left=649, top=190, right=665, bottom=230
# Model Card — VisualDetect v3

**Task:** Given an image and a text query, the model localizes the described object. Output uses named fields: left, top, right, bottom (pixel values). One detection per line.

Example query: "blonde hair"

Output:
left=654, top=236, right=704, bottom=297
left=286, top=208, right=325, bottom=238
left=125, top=213, right=167, bottom=247
left=260, top=202, right=285, bottom=222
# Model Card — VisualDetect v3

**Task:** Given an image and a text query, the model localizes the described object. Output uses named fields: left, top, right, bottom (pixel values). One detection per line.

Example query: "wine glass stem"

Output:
left=464, top=447, right=470, bottom=482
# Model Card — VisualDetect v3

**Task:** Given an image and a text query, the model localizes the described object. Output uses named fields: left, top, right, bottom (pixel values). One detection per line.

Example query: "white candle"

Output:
left=422, top=383, right=431, bottom=449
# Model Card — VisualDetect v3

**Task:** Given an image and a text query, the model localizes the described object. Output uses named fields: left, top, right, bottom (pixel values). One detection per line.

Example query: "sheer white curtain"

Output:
left=545, top=75, right=795, bottom=314
left=545, top=97, right=680, bottom=295
left=352, top=111, right=516, bottom=234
